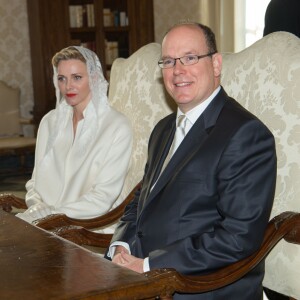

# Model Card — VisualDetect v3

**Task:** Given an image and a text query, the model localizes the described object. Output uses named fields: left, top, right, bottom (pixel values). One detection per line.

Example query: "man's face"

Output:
left=161, top=25, right=222, bottom=113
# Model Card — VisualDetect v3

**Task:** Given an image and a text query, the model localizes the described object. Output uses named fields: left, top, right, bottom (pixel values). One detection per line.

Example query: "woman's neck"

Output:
left=72, top=108, right=84, bottom=137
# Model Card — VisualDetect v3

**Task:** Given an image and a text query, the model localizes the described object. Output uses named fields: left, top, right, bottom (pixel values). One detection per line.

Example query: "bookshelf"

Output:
left=68, top=0, right=130, bottom=76
left=27, top=0, right=154, bottom=126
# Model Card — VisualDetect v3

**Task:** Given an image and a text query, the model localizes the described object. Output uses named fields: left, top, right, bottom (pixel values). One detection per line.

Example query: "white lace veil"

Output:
left=47, top=46, right=109, bottom=156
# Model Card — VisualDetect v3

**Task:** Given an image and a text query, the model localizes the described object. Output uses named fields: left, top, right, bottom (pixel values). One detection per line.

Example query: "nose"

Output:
left=173, top=58, right=185, bottom=74
left=65, top=78, right=73, bottom=90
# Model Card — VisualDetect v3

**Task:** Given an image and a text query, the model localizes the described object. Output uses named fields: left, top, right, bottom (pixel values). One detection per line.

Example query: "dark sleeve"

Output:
left=149, top=119, right=277, bottom=275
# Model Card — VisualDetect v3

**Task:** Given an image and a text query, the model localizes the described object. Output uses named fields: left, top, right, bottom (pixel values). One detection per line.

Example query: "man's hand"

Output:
left=119, top=252, right=144, bottom=273
left=112, top=245, right=128, bottom=265
left=112, top=246, right=144, bottom=273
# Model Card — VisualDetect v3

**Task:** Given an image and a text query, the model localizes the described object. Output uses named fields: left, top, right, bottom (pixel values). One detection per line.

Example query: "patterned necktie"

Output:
left=169, top=114, right=187, bottom=157
left=152, top=115, right=187, bottom=189
left=162, top=114, right=187, bottom=170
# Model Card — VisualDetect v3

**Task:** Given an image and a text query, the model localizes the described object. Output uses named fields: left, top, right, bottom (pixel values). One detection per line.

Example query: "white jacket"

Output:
left=24, top=104, right=132, bottom=219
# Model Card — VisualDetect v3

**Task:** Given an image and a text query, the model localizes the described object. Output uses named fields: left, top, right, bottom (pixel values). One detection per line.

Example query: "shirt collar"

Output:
left=177, top=86, right=221, bottom=125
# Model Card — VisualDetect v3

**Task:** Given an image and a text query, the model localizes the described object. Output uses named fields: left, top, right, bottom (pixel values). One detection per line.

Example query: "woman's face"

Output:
left=57, top=59, right=91, bottom=111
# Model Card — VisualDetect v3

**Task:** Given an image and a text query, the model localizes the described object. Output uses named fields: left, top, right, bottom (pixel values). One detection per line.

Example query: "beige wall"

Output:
left=0, top=0, right=33, bottom=136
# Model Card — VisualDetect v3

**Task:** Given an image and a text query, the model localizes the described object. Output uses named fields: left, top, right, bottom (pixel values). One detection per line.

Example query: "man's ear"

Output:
left=212, top=53, right=222, bottom=77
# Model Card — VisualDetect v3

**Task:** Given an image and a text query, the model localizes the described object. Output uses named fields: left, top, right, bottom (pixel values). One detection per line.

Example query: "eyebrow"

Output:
left=57, top=73, right=83, bottom=77
left=161, top=51, right=198, bottom=59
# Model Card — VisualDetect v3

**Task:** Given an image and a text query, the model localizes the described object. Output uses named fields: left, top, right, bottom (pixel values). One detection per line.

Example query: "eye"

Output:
left=185, top=55, right=198, bottom=63
left=74, top=75, right=82, bottom=80
left=57, top=76, right=65, bottom=82
left=163, top=58, right=174, bottom=67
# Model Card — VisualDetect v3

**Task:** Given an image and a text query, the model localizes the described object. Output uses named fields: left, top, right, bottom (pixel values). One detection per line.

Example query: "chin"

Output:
left=66, top=100, right=77, bottom=107
left=175, top=97, right=193, bottom=106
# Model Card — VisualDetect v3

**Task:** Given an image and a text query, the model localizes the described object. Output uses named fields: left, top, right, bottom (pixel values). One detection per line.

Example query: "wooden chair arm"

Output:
left=143, top=211, right=300, bottom=296
left=50, top=211, right=300, bottom=298
left=35, top=181, right=142, bottom=230
left=53, top=225, right=113, bottom=248
left=0, top=193, right=27, bottom=212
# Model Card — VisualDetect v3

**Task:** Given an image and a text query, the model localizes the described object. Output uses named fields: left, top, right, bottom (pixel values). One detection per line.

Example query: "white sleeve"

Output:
left=108, top=241, right=131, bottom=258
left=25, top=114, right=51, bottom=207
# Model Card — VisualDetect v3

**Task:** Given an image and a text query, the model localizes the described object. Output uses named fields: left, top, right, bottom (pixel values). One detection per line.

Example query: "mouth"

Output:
left=174, top=82, right=192, bottom=87
left=66, top=93, right=77, bottom=98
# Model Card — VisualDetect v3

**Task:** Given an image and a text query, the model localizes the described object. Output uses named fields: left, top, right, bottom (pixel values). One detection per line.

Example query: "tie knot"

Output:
left=177, top=114, right=186, bottom=129
left=177, top=114, right=187, bottom=137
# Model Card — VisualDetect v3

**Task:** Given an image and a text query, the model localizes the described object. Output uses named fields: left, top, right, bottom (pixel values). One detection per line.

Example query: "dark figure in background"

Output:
left=263, top=0, right=300, bottom=38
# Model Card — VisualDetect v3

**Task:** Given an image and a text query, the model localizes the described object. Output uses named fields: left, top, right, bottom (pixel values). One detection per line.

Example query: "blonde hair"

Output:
left=52, top=46, right=86, bottom=67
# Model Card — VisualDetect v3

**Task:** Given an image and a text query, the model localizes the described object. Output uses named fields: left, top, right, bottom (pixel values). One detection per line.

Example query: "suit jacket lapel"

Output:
left=149, top=116, right=207, bottom=201
left=144, top=121, right=175, bottom=199
left=146, top=87, right=228, bottom=203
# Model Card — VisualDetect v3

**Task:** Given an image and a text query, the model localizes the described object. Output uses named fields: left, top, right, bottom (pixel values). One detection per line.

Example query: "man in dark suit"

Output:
left=107, top=22, right=277, bottom=299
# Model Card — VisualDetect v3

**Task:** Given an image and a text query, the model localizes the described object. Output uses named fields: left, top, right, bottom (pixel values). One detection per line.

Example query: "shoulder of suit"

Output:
left=219, top=97, right=271, bottom=135
left=156, top=112, right=176, bottom=127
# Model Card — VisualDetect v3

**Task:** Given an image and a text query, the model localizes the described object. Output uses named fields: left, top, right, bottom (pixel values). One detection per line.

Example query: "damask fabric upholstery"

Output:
left=221, top=31, right=300, bottom=299
left=108, top=32, right=300, bottom=298
left=108, top=43, right=175, bottom=200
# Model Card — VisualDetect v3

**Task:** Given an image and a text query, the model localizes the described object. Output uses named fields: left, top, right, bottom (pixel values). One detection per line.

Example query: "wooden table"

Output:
left=0, top=210, right=174, bottom=300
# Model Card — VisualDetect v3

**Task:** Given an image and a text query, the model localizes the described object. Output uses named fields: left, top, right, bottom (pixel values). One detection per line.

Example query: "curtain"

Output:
left=200, top=0, right=235, bottom=53
left=153, top=0, right=236, bottom=52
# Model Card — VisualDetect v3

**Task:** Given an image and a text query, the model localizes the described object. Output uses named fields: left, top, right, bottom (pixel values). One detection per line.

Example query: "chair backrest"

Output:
left=0, top=81, right=21, bottom=137
left=108, top=43, right=175, bottom=205
left=221, top=31, right=300, bottom=299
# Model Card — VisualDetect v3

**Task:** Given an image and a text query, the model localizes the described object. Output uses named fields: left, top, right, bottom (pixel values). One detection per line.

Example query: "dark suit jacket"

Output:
left=111, top=87, right=277, bottom=299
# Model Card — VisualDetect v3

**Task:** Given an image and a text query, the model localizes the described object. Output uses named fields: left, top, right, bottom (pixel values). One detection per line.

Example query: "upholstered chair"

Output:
left=221, top=31, right=300, bottom=299
left=108, top=42, right=175, bottom=205
left=0, top=81, right=36, bottom=174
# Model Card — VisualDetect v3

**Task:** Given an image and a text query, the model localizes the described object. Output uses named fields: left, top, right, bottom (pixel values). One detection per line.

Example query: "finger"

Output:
left=121, top=252, right=133, bottom=262
left=114, top=253, right=126, bottom=265
left=119, top=255, right=126, bottom=264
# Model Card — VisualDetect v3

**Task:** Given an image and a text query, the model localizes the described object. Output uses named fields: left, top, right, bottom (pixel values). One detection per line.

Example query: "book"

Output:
left=69, top=5, right=83, bottom=28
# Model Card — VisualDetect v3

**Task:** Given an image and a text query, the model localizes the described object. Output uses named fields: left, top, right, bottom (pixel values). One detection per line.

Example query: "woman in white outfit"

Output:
left=17, top=46, right=132, bottom=224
